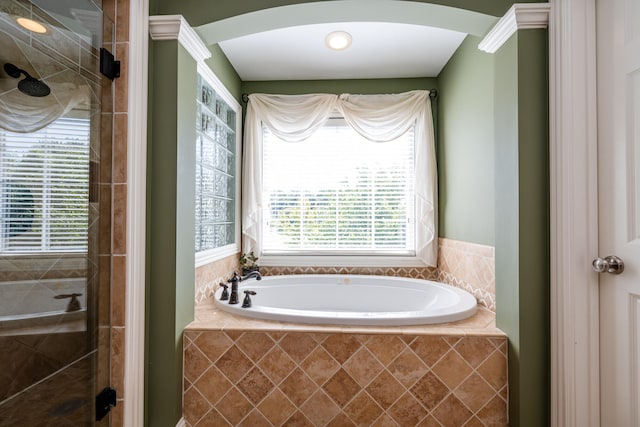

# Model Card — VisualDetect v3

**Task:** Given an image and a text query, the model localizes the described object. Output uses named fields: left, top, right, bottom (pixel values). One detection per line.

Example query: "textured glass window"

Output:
left=195, top=74, right=237, bottom=254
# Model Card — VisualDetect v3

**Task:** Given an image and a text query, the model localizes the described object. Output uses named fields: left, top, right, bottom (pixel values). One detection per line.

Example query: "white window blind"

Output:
left=0, top=117, right=90, bottom=252
left=262, top=118, right=415, bottom=255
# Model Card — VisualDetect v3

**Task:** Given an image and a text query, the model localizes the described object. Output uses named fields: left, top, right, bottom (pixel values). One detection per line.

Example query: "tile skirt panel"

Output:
left=183, top=330, right=507, bottom=427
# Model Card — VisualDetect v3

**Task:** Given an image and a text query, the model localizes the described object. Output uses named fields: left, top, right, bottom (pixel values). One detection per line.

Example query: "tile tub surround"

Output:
left=257, top=238, right=496, bottom=311
left=193, top=241, right=496, bottom=311
left=182, top=305, right=507, bottom=427
left=195, top=254, right=241, bottom=305
left=437, top=238, right=496, bottom=311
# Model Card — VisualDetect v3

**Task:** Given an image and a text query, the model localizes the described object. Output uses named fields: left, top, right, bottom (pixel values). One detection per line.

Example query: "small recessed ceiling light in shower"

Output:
left=15, top=17, right=48, bottom=34
left=325, top=31, right=352, bottom=51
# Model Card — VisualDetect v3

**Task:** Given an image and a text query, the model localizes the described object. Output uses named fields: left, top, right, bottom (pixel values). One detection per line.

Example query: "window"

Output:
left=195, top=70, right=241, bottom=265
left=262, top=118, right=416, bottom=256
left=0, top=116, right=90, bottom=253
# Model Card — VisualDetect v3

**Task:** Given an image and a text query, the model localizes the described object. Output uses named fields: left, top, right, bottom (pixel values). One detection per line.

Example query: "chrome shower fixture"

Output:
left=3, top=62, right=51, bottom=97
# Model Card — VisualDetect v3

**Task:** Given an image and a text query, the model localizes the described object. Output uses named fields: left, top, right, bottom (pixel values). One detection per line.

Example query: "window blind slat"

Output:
left=0, top=117, right=90, bottom=252
left=262, top=118, right=415, bottom=255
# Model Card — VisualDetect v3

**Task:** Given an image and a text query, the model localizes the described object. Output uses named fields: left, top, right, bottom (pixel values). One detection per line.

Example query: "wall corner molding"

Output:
left=548, top=0, right=601, bottom=426
left=124, top=0, right=148, bottom=426
left=478, top=3, right=551, bottom=53
left=149, top=15, right=211, bottom=62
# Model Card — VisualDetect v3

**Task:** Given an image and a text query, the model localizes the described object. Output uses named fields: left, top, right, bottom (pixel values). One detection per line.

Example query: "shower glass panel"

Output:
left=0, top=0, right=111, bottom=425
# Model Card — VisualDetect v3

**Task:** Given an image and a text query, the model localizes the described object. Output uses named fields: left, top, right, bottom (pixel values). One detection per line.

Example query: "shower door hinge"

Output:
left=95, top=387, right=117, bottom=421
left=100, top=48, right=120, bottom=80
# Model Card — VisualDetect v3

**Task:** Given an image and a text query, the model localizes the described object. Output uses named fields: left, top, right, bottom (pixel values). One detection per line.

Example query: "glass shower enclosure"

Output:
left=0, top=0, right=112, bottom=425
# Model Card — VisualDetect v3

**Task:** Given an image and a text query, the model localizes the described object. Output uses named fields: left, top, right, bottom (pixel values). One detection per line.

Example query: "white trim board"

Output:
left=149, top=15, right=211, bottom=63
left=124, top=0, right=149, bottom=426
left=548, top=1, right=600, bottom=426
left=478, top=3, right=550, bottom=53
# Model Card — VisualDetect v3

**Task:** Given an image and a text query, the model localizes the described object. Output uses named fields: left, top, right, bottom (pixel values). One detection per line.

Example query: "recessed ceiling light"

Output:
left=325, top=31, right=352, bottom=51
left=15, top=17, right=48, bottom=34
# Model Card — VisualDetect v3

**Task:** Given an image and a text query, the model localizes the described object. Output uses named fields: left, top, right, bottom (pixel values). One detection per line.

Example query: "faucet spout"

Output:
left=240, top=270, right=262, bottom=282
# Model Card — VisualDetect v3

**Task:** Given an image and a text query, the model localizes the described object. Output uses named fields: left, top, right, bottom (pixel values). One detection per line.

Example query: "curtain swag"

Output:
left=0, top=80, right=90, bottom=133
left=242, top=90, right=438, bottom=266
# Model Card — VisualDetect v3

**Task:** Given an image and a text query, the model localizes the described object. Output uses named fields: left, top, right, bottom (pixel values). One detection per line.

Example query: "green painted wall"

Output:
left=242, top=78, right=437, bottom=96
left=494, top=31, right=549, bottom=427
left=146, top=41, right=197, bottom=427
left=437, top=35, right=495, bottom=246
left=205, top=44, right=242, bottom=101
left=152, top=0, right=539, bottom=24
left=144, top=2, right=550, bottom=427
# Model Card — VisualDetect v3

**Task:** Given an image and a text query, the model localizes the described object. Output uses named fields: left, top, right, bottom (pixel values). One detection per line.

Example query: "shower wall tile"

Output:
left=98, top=255, right=111, bottom=326
left=111, top=326, right=125, bottom=395
left=113, top=113, right=128, bottom=183
left=114, top=42, right=128, bottom=113
left=100, top=114, right=113, bottom=182
left=0, top=255, right=87, bottom=282
left=111, top=255, right=126, bottom=327
left=102, top=0, right=130, bottom=420
left=0, top=355, right=94, bottom=425
left=115, top=0, right=129, bottom=43
left=112, top=184, right=127, bottom=255
left=184, top=329, right=507, bottom=427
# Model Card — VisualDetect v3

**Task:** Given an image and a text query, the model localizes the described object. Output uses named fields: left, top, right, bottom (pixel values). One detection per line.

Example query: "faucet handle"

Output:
left=54, top=293, right=82, bottom=312
left=219, top=283, right=229, bottom=301
left=54, top=293, right=82, bottom=299
left=242, top=291, right=256, bottom=308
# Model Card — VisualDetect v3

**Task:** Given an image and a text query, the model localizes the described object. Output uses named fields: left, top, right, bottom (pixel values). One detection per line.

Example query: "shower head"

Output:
left=3, top=62, right=50, bottom=97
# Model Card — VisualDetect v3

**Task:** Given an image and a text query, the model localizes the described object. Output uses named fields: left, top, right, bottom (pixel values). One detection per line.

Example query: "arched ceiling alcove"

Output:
left=195, top=1, right=497, bottom=44
left=193, top=1, right=498, bottom=80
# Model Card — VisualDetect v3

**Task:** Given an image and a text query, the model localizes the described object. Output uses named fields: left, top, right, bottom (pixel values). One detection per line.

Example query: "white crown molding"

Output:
left=149, top=15, right=211, bottom=62
left=478, top=3, right=550, bottom=53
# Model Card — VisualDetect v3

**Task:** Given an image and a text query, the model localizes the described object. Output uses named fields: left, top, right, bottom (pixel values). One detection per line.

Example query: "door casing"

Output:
left=549, top=0, right=601, bottom=426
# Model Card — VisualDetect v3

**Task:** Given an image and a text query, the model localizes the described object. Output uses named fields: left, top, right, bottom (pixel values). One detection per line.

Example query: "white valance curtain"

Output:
left=0, top=80, right=89, bottom=133
left=242, top=90, right=438, bottom=266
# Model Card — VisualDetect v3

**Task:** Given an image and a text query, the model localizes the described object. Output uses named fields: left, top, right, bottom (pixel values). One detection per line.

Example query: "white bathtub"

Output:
left=0, top=278, right=87, bottom=335
left=214, top=274, right=477, bottom=326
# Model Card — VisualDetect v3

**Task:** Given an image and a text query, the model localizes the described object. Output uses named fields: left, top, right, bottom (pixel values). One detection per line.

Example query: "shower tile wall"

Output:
left=101, top=0, right=130, bottom=425
left=183, top=329, right=508, bottom=427
left=196, top=238, right=496, bottom=311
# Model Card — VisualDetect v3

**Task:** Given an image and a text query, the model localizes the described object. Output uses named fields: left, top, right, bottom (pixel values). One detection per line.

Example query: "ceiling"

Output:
left=218, top=22, right=468, bottom=81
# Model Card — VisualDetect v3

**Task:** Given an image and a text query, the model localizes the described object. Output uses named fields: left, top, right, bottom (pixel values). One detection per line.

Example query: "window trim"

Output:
left=194, top=63, right=241, bottom=267
left=261, top=254, right=427, bottom=267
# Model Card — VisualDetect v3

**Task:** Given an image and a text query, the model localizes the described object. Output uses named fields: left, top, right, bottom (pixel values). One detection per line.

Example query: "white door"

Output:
left=597, top=0, right=640, bottom=425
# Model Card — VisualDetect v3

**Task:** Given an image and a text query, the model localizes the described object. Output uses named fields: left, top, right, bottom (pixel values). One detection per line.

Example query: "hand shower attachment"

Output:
left=3, top=62, right=51, bottom=97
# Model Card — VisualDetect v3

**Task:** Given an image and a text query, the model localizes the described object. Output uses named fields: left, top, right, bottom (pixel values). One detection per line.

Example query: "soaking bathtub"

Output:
left=213, top=274, right=477, bottom=326
left=0, top=278, right=87, bottom=335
